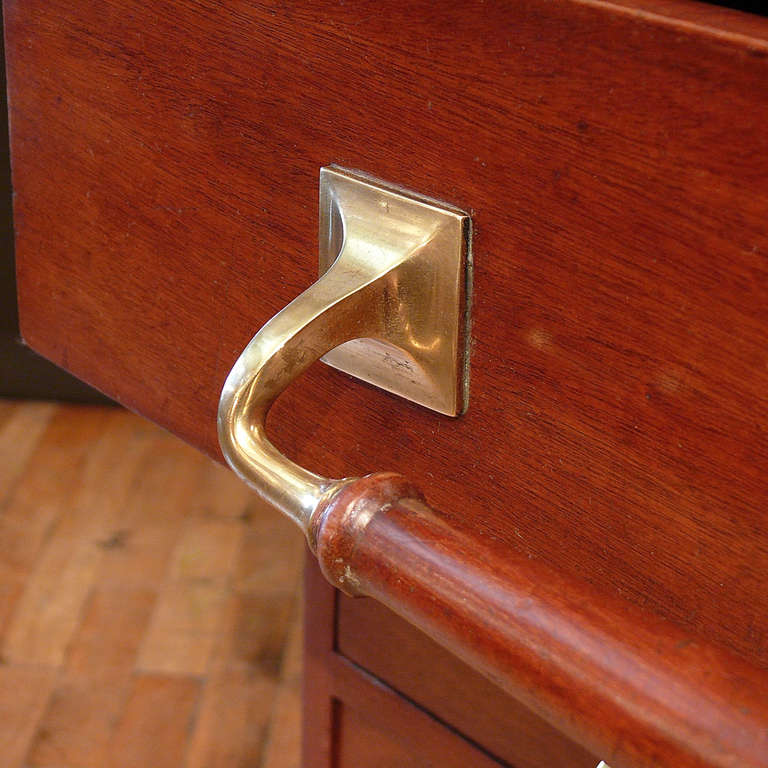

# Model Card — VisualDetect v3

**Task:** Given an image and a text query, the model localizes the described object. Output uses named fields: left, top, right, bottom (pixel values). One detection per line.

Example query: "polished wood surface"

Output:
left=333, top=703, right=501, bottom=768
left=337, top=579, right=598, bottom=768
left=303, top=557, right=507, bottom=768
left=313, top=472, right=768, bottom=768
left=0, top=402, right=303, bottom=768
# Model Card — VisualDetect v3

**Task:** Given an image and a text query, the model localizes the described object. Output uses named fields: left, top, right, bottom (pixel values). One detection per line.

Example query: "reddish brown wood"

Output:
left=337, top=584, right=599, bottom=768
left=333, top=701, right=503, bottom=768
left=329, top=660, right=506, bottom=768
left=302, top=552, right=335, bottom=768
left=313, top=473, right=768, bottom=768
left=303, top=557, right=507, bottom=768
left=334, top=704, right=428, bottom=768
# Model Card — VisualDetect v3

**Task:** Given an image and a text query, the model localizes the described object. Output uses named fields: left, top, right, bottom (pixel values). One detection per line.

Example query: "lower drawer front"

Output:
left=335, top=700, right=503, bottom=768
left=337, top=593, right=598, bottom=768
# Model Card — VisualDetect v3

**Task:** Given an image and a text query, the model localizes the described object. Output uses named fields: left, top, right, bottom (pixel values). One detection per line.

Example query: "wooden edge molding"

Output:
left=577, top=0, right=768, bottom=49
left=311, top=473, right=768, bottom=768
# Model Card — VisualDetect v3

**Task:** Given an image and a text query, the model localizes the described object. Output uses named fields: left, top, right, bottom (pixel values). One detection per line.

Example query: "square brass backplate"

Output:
left=318, top=166, right=471, bottom=416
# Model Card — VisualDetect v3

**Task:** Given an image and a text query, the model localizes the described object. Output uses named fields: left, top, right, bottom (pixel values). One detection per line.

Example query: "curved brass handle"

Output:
left=218, top=166, right=470, bottom=534
left=217, top=260, right=376, bottom=527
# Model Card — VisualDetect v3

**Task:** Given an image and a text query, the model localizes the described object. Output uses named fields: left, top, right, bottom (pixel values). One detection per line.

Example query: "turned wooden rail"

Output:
left=310, top=473, right=768, bottom=768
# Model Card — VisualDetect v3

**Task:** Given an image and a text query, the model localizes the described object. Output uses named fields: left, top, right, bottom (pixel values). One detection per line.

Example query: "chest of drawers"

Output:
left=7, top=1, right=768, bottom=766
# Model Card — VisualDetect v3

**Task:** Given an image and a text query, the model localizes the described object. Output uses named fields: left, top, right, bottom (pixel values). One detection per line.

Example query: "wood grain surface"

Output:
left=8, top=0, right=768, bottom=694
left=303, top=558, right=509, bottom=768
left=336, top=571, right=599, bottom=768
left=312, top=473, right=768, bottom=768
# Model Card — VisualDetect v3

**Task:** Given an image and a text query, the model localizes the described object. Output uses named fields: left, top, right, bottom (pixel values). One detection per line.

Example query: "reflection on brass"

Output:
left=318, top=167, right=471, bottom=415
left=218, top=165, right=471, bottom=531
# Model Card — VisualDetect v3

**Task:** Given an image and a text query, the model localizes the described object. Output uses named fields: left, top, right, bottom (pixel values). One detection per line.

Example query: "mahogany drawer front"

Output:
left=334, top=701, right=504, bottom=768
left=336, top=591, right=598, bottom=768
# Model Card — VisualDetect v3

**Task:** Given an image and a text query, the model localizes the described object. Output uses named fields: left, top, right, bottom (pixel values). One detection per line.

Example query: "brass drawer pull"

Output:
left=218, top=165, right=470, bottom=533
